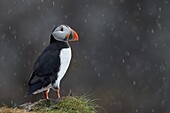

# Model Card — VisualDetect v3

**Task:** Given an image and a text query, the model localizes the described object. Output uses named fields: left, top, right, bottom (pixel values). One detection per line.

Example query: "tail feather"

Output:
left=26, top=81, right=43, bottom=95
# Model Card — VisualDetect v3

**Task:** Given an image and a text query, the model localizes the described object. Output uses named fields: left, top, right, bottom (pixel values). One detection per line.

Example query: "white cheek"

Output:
left=52, top=31, right=67, bottom=40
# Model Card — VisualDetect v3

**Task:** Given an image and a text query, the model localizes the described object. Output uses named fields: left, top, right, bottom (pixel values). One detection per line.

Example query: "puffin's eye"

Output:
left=60, top=27, right=63, bottom=31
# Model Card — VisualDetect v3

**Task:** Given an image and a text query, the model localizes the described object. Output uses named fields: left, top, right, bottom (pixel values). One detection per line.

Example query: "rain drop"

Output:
left=151, top=109, right=155, bottom=112
left=151, top=29, right=154, bottom=34
left=28, top=40, right=31, bottom=44
left=122, top=59, right=125, bottom=63
left=84, top=19, right=87, bottom=23
left=1, top=56, right=4, bottom=60
left=135, top=109, right=139, bottom=112
left=85, top=56, right=88, bottom=59
left=52, top=1, right=55, bottom=6
left=136, top=36, right=140, bottom=41
left=133, top=81, right=136, bottom=85
left=9, top=26, right=12, bottom=30
left=98, top=73, right=101, bottom=77
left=43, top=42, right=46, bottom=46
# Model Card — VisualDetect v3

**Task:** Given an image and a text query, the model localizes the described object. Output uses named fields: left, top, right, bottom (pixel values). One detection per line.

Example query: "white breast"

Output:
left=53, top=48, right=72, bottom=88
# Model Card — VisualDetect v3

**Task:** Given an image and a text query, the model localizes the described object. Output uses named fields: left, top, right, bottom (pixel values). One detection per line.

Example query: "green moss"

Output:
left=0, top=96, right=98, bottom=113
left=53, top=96, right=97, bottom=113
left=21, top=96, right=97, bottom=113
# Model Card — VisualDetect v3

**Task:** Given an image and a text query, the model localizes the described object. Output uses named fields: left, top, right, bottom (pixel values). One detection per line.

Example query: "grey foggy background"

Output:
left=0, top=0, right=170, bottom=113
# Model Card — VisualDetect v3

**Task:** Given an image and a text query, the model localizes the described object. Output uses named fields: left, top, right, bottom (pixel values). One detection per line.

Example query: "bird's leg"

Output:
left=43, top=90, right=49, bottom=99
left=56, top=89, right=60, bottom=98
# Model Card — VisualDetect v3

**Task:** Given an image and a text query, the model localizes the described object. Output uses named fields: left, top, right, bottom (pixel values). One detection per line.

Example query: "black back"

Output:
left=27, top=35, right=70, bottom=95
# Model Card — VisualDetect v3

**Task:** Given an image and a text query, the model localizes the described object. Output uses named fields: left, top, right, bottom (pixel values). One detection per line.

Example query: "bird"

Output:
left=26, top=25, right=78, bottom=99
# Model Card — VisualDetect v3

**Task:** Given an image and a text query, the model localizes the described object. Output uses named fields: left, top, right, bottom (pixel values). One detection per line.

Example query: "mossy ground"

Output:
left=0, top=96, right=98, bottom=113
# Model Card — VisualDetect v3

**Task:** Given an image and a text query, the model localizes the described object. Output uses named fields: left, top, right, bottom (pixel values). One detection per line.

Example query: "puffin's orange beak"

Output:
left=70, top=29, right=78, bottom=41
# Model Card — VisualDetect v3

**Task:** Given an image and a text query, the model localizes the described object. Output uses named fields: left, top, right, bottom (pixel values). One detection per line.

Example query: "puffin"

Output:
left=27, top=25, right=78, bottom=99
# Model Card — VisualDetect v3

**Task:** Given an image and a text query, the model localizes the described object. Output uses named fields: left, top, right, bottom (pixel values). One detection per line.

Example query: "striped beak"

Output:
left=66, top=29, right=78, bottom=41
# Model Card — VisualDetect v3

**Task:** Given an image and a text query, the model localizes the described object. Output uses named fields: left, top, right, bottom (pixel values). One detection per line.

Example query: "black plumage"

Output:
left=26, top=25, right=78, bottom=99
left=27, top=35, right=69, bottom=95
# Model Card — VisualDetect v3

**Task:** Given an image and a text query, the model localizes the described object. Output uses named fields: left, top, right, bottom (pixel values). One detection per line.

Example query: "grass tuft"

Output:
left=0, top=96, right=98, bottom=113
left=54, top=96, right=97, bottom=113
